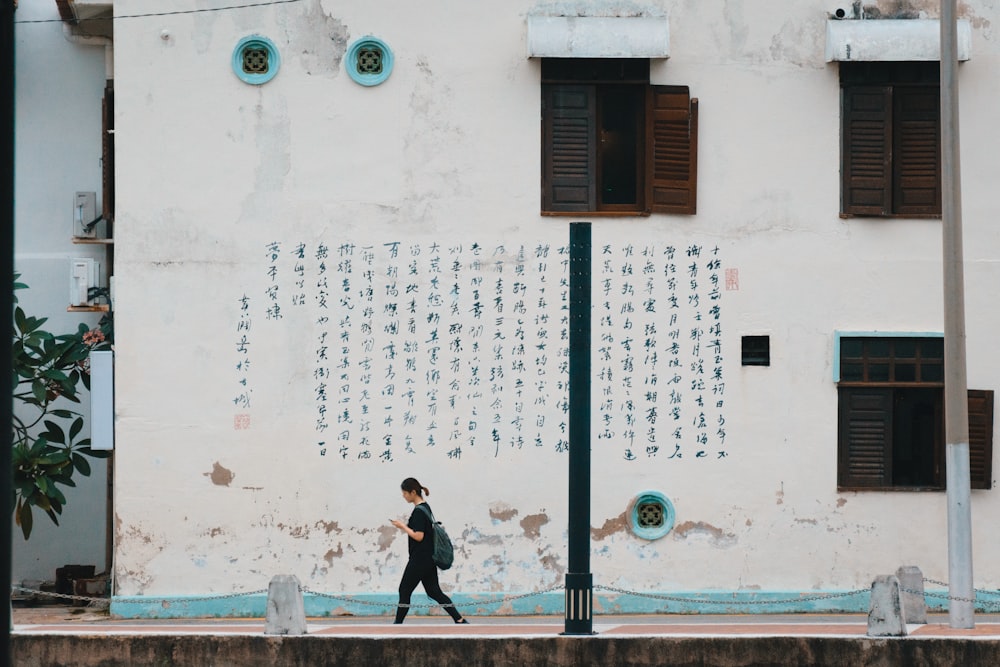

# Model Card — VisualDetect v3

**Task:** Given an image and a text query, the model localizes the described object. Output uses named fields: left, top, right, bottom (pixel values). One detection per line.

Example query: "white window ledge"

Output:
left=527, top=16, right=669, bottom=58
left=825, top=19, right=971, bottom=62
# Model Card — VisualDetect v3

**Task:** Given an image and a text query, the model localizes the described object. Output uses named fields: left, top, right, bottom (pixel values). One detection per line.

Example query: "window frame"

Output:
left=836, top=335, right=993, bottom=491
left=540, top=58, right=698, bottom=217
left=840, top=61, right=941, bottom=218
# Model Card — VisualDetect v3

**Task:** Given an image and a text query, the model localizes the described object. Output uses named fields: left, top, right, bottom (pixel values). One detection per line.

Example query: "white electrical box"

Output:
left=74, top=191, right=97, bottom=238
left=90, top=351, right=114, bottom=451
left=69, top=258, right=100, bottom=306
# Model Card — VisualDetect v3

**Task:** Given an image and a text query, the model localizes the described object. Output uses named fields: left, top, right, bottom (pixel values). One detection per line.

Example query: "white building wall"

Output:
left=110, top=0, right=1000, bottom=615
left=13, top=2, right=109, bottom=583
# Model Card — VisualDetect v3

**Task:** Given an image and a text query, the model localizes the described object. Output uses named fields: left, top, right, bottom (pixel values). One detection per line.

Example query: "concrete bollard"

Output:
left=868, top=575, right=908, bottom=637
left=264, top=574, right=307, bottom=636
left=896, top=565, right=927, bottom=625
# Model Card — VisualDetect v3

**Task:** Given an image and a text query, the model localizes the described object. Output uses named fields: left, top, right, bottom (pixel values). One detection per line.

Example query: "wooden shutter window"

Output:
left=648, top=85, right=697, bottom=215
left=542, top=85, right=596, bottom=213
left=893, top=86, right=941, bottom=216
left=838, top=387, right=892, bottom=488
left=840, top=387, right=994, bottom=490
left=842, top=85, right=891, bottom=216
left=967, top=389, right=994, bottom=490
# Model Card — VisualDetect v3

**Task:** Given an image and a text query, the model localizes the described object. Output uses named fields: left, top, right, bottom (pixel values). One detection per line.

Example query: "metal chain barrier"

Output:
left=924, top=577, right=1000, bottom=598
left=594, top=584, right=869, bottom=606
left=11, top=585, right=110, bottom=609
left=913, top=578, right=1000, bottom=609
left=909, top=588, right=986, bottom=607
left=300, top=584, right=564, bottom=610
left=11, top=585, right=267, bottom=609
left=10, top=583, right=566, bottom=612
left=14, top=577, right=1000, bottom=614
left=96, top=589, right=269, bottom=607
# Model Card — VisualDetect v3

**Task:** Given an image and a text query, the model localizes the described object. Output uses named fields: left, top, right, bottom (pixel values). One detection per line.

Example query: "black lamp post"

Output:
left=564, top=222, right=594, bottom=635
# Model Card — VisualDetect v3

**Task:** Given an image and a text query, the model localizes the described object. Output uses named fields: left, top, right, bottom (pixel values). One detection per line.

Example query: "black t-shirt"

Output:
left=407, top=503, right=435, bottom=562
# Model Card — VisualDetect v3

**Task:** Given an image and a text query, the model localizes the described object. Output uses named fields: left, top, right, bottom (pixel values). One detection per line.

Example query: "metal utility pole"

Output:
left=941, top=0, right=975, bottom=630
left=564, top=222, right=594, bottom=635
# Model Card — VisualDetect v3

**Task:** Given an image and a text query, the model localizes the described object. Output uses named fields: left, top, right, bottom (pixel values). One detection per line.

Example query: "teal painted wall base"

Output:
left=107, top=587, right=979, bottom=619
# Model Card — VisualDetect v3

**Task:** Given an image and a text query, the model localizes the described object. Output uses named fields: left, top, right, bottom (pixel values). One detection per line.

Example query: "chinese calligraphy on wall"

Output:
left=234, top=240, right=727, bottom=463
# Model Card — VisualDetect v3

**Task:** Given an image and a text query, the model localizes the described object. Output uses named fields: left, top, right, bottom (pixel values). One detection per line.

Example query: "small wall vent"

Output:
left=232, top=35, right=280, bottom=85
left=742, top=335, right=770, bottom=367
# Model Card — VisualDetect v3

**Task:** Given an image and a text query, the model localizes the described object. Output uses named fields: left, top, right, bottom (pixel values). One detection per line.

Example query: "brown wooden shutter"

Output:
left=842, top=86, right=891, bottom=216
left=54, top=0, right=76, bottom=22
left=838, top=387, right=892, bottom=488
left=648, top=86, right=697, bottom=215
left=968, top=389, right=994, bottom=490
left=893, top=86, right=941, bottom=216
left=102, top=81, right=114, bottom=224
left=541, top=85, right=595, bottom=212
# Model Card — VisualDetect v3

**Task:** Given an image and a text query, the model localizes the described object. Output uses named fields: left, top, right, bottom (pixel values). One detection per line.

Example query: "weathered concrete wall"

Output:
left=108, top=0, right=1000, bottom=615
left=14, top=635, right=1000, bottom=667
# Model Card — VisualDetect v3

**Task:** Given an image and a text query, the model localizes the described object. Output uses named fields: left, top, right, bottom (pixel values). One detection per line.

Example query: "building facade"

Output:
left=106, top=0, right=1000, bottom=617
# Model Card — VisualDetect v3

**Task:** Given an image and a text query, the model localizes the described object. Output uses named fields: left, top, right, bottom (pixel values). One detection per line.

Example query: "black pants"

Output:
left=394, top=558, right=461, bottom=623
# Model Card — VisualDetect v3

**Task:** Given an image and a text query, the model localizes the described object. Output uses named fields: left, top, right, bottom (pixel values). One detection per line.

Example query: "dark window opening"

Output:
left=541, top=58, right=697, bottom=216
left=598, top=87, right=641, bottom=207
left=838, top=336, right=943, bottom=383
left=102, top=81, right=114, bottom=224
left=837, top=336, right=993, bottom=491
left=840, top=61, right=941, bottom=218
left=891, top=388, right=940, bottom=487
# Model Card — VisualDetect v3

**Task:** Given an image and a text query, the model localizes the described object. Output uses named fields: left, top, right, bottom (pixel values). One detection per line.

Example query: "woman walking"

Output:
left=389, top=477, right=468, bottom=624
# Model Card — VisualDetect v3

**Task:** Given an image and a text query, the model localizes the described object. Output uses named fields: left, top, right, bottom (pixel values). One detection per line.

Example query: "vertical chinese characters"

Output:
left=244, top=239, right=725, bottom=463
left=594, top=243, right=727, bottom=462
left=233, top=294, right=252, bottom=430
left=315, top=242, right=331, bottom=455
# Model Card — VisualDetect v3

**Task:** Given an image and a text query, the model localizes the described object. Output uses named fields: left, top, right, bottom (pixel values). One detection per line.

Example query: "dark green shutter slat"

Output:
left=542, top=85, right=595, bottom=212
left=839, top=387, right=892, bottom=488
left=968, top=389, right=994, bottom=490
left=649, top=86, right=697, bottom=215
left=842, top=86, right=891, bottom=216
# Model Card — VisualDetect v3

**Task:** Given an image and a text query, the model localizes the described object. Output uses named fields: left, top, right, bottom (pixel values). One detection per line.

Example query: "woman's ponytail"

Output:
left=400, top=477, right=429, bottom=497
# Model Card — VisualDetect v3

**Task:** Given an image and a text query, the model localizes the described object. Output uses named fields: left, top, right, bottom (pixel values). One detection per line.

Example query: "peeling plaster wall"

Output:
left=111, top=0, right=1000, bottom=610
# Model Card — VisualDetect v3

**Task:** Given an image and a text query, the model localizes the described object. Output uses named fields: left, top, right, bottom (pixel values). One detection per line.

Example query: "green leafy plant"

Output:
left=11, top=274, right=112, bottom=539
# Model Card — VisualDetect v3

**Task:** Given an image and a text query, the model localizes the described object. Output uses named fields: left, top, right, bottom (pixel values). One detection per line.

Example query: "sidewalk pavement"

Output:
left=14, top=605, right=1000, bottom=638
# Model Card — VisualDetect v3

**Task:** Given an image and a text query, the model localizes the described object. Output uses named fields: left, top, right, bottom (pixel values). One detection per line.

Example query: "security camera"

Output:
left=832, top=4, right=859, bottom=19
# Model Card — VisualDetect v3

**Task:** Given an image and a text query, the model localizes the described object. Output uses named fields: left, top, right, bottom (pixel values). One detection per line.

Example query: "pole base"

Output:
left=563, top=572, right=595, bottom=635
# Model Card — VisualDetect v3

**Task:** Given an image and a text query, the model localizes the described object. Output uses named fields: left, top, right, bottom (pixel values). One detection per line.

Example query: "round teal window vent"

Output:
left=233, top=35, right=280, bottom=85
left=346, top=36, right=394, bottom=86
left=630, top=491, right=676, bottom=540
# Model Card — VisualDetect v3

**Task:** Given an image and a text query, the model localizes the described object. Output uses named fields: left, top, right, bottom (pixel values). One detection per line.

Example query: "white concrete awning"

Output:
left=825, top=19, right=971, bottom=62
left=55, top=0, right=113, bottom=39
left=526, top=16, right=669, bottom=58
